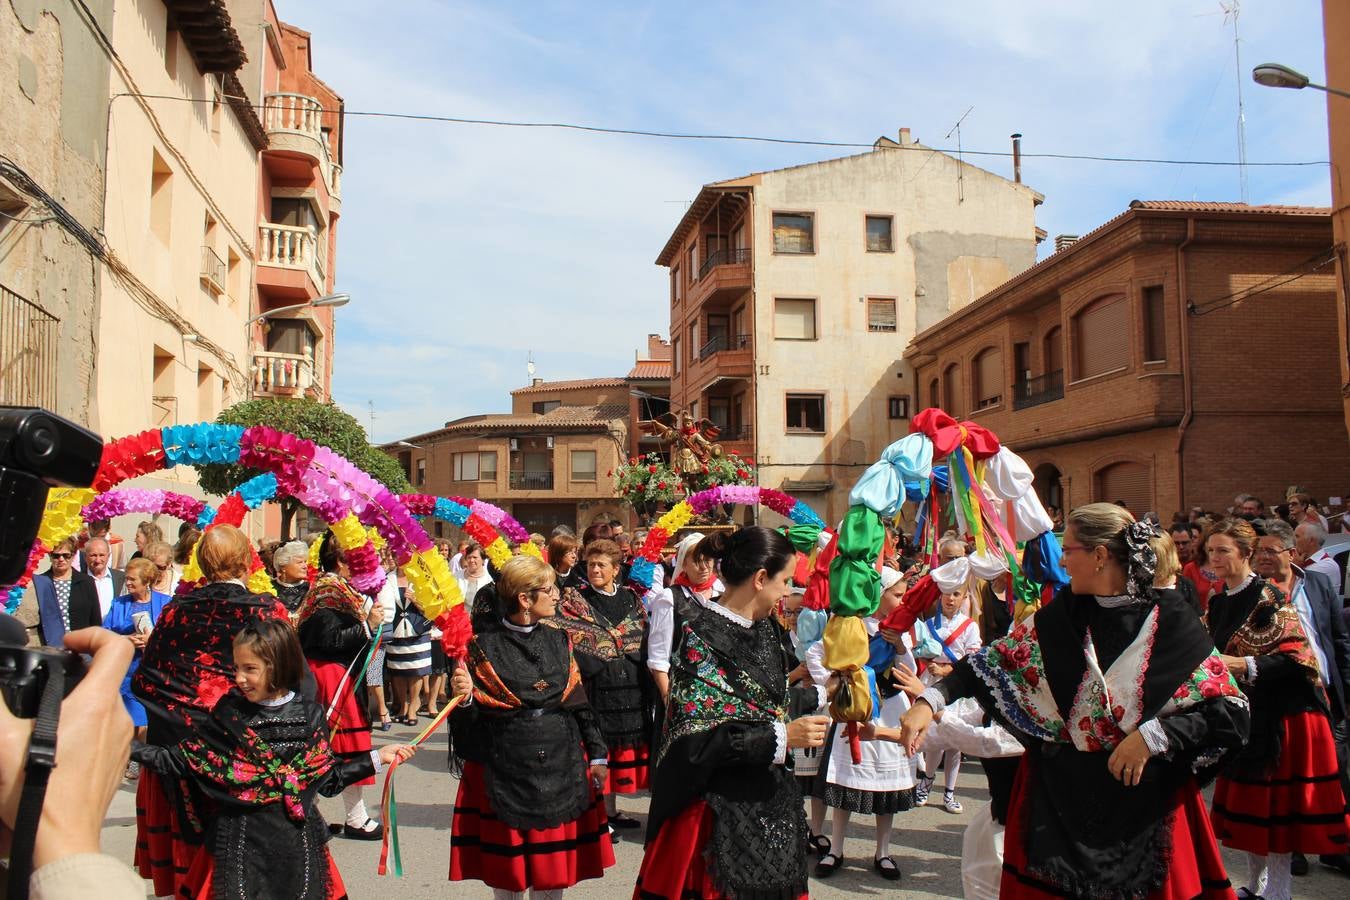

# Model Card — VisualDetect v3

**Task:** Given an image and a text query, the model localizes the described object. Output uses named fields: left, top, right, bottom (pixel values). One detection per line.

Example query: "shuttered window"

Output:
left=867, top=298, right=897, bottom=332
left=772, top=212, right=814, bottom=254
left=1044, top=325, right=1064, bottom=374
left=974, top=348, right=1003, bottom=408
left=1074, top=295, right=1130, bottom=379
left=1143, top=286, right=1166, bottom=362
left=774, top=298, right=816, bottom=340
left=1095, top=462, right=1152, bottom=518
left=943, top=364, right=962, bottom=417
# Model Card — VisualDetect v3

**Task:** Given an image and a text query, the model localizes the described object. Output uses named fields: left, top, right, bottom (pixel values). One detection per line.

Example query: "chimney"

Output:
left=1011, top=133, right=1023, bottom=184
left=1054, top=234, right=1079, bottom=253
left=532, top=377, right=543, bottom=386
left=899, top=127, right=911, bottom=145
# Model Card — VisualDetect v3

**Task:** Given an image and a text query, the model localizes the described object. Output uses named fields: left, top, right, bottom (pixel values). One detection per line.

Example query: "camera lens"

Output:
left=26, top=421, right=57, bottom=462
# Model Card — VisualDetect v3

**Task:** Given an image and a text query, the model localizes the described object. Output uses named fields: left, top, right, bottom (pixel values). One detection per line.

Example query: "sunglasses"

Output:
left=156, top=563, right=171, bottom=571
left=49, top=552, right=74, bottom=560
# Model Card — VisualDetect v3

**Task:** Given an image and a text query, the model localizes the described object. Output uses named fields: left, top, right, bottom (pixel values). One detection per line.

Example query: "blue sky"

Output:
left=277, top=0, right=1331, bottom=443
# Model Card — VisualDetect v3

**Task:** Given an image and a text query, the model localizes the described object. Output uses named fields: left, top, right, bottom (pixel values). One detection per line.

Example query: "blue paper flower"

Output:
left=433, top=498, right=471, bottom=527
left=161, top=423, right=245, bottom=467
left=787, top=502, right=826, bottom=528
left=237, top=473, right=279, bottom=509
left=196, top=507, right=217, bottom=528
left=629, top=557, right=656, bottom=588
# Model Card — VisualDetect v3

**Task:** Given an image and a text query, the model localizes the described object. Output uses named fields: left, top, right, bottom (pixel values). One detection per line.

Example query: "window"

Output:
left=453, top=452, right=479, bottom=481
left=785, top=394, right=825, bottom=433
left=1094, top=461, right=1152, bottom=517
left=973, top=347, right=1003, bottom=409
left=152, top=348, right=175, bottom=427
left=928, top=378, right=940, bottom=410
left=866, top=215, right=894, bottom=252
left=672, top=337, right=681, bottom=375
left=150, top=149, right=172, bottom=245
left=416, top=458, right=426, bottom=486
left=532, top=400, right=561, bottom=414
left=1074, top=295, right=1130, bottom=379
left=942, top=363, right=962, bottom=416
left=197, top=365, right=216, bottom=420
left=867, top=298, right=897, bottom=333
left=1143, top=285, right=1166, bottom=362
left=672, top=265, right=682, bottom=304
left=0, top=184, right=27, bottom=240
left=164, top=26, right=179, bottom=80
left=687, top=243, right=698, bottom=282
left=270, top=197, right=317, bottom=230
left=1044, top=325, right=1064, bottom=374
left=479, top=451, right=497, bottom=481
left=887, top=396, right=909, bottom=420
left=226, top=248, right=243, bottom=303
left=571, top=450, right=597, bottom=481
left=774, top=298, right=816, bottom=340
left=1013, top=342, right=1031, bottom=384
left=772, top=212, right=814, bottom=254
left=688, top=321, right=698, bottom=359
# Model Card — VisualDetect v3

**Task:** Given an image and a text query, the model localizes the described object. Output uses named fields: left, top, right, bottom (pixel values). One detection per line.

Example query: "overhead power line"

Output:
left=123, top=91, right=1331, bottom=169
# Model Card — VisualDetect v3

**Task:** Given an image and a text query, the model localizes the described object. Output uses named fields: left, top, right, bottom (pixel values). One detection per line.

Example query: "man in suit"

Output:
left=1255, top=520, right=1350, bottom=877
left=32, top=538, right=103, bottom=647
left=83, top=537, right=125, bottom=620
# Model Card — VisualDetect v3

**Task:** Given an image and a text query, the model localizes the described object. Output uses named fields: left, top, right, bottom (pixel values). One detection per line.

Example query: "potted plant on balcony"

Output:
left=614, top=453, right=682, bottom=524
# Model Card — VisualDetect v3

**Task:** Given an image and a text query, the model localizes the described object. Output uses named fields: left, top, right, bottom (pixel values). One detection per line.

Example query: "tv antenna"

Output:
left=367, top=400, right=376, bottom=432
left=527, top=353, right=537, bottom=382
left=945, top=106, right=974, bottom=203
left=1221, top=1, right=1249, bottom=201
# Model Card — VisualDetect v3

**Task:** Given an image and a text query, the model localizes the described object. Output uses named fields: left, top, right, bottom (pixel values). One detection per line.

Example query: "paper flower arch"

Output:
left=3, top=423, right=470, bottom=656
left=399, top=495, right=542, bottom=569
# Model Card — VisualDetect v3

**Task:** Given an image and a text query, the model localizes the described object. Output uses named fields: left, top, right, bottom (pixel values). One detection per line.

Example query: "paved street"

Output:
left=101, top=718, right=1349, bottom=898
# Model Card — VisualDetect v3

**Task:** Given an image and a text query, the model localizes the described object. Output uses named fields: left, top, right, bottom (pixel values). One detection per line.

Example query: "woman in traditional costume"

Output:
left=449, top=554, right=615, bottom=897
left=1204, top=517, right=1350, bottom=900
left=546, top=538, right=651, bottom=827
left=646, top=532, right=721, bottom=705
left=296, top=531, right=385, bottom=840
left=808, top=565, right=918, bottom=882
left=900, top=503, right=1251, bottom=900
left=634, top=527, right=830, bottom=900
left=134, top=619, right=415, bottom=900
left=131, top=526, right=290, bottom=898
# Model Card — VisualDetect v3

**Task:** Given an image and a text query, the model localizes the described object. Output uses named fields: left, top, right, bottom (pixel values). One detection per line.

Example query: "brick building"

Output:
left=657, top=130, right=1043, bottom=524
left=905, top=201, right=1349, bottom=519
left=386, top=378, right=631, bottom=537
left=625, top=334, right=672, bottom=459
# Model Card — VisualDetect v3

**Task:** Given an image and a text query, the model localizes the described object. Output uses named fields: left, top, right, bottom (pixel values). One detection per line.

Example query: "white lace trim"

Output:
left=700, top=594, right=754, bottom=628
left=1214, top=572, right=1257, bottom=596
left=501, top=617, right=536, bottom=633
left=257, top=691, right=296, bottom=707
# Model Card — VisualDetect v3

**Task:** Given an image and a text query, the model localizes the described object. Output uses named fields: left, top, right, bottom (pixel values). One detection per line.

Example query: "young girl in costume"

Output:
left=134, top=618, right=415, bottom=900
left=915, top=567, right=982, bottom=812
left=808, top=566, right=918, bottom=882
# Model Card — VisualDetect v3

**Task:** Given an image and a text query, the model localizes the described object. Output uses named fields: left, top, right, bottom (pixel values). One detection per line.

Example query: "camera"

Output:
left=0, top=407, right=102, bottom=712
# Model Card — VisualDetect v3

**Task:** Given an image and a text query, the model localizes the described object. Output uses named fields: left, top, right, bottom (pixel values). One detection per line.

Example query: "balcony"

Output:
left=691, top=247, right=751, bottom=306
left=263, top=92, right=341, bottom=207
left=257, top=222, right=325, bottom=293
left=200, top=245, right=226, bottom=296
left=1012, top=370, right=1064, bottom=410
left=0, top=285, right=58, bottom=409
left=510, top=471, right=555, bottom=490
left=252, top=349, right=319, bottom=398
left=699, top=333, right=751, bottom=360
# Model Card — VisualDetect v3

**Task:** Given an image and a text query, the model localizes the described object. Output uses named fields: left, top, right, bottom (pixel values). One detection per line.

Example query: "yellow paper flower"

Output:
left=37, top=488, right=96, bottom=547
left=366, top=527, right=387, bottom=552
left=181, top=543, right=204, bottom=584
left=248, top=567, right=277, bottom=596
left=329, top=514, right=366, bottom=550
left=520, top=541, right=543, bottom=560
left=307, top=535, right=323, bottom=570
left=402, top=547, right=462, bottom=621
left=655, top=501, right=693, bottom=535
left=484, top=537, right=512, bottom=569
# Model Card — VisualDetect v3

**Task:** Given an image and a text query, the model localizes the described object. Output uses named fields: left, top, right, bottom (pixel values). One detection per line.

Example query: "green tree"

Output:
left=196, top=398, right=411, bottom=539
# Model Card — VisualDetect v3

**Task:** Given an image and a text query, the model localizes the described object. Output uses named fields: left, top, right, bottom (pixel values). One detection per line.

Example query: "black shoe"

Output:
left=1292, top=852, right=1309, bottom=876
left=874, top=855, right=901, bottom=881
left=814, top=853, right=843, bottom=878
left=341, top=819, right=384, bottom=841
left=328, top=822, right=344, bottom=836
left=807, top=833, right=831, bottom=858
left=1320, top=853, right=1350, bottom=876
left=609, top=812, right=641, bottom=829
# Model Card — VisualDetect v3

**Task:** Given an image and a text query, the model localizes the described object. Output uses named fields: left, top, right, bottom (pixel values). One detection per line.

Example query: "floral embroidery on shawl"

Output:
left=1222, top=583, right=1323, bottom=687
left=546, top=587, right=646, bottom=662
left=181, top=728, right=333, bottom=823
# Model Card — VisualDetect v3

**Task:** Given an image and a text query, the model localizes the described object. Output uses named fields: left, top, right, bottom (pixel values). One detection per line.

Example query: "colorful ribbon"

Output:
left=378, top=693, right=465, bottom=876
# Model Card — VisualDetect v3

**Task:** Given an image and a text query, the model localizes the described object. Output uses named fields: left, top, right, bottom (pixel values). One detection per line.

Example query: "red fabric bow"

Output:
left=879, top=572, right=939, bottom=633
left=800, top=531, right=838, bottom=611
left=910, top=408, right=1001, bottom=460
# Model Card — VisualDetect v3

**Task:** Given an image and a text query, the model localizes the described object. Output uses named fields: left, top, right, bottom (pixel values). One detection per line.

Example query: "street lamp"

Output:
left=246, top=292, right=351, bottom=327
left=1252, top=63, right=1350, bottom=100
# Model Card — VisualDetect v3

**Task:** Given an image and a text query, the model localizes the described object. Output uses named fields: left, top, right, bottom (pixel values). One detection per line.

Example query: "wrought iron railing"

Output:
left=0, top=285, right=58, bottom=409
left=699, top=333, right=751, bottom=359
left=510, top=471, right=554, bottom=490
left=1012, top=369, right=1064, bottom=410
left=698, top=247, right=751, bottom=280
left=200, top=245, right=226, bottom=295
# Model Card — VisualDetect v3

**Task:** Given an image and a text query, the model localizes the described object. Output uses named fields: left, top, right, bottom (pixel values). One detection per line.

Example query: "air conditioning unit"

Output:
left=509, top=438, right=519, bottom=451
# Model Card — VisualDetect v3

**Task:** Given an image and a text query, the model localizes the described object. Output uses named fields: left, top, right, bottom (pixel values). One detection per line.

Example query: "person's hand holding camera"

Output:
left=0, top=627, right=133, bottom=870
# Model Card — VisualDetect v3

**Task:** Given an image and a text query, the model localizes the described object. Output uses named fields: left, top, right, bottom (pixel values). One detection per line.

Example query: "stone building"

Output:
left=905, top=201, right=1349, bottom=518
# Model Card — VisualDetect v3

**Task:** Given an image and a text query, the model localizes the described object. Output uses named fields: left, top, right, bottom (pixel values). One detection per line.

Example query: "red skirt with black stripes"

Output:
left=134, top=769, right=197, bottom=897
left=309, top=659, right=373, bottom=786
left=606, top=742, right=650, bottom=794
left=1211, top=709, right=1350, bottom=855
left=450, top=760, right=615, bottom=891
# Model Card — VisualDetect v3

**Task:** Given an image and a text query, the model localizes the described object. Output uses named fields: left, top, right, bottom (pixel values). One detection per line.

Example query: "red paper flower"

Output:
left=438, top=604, right=473, bottom=659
